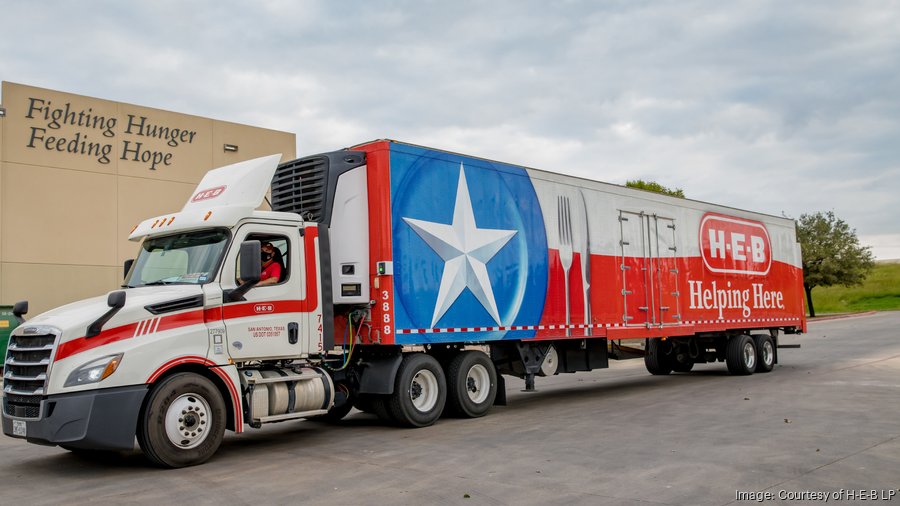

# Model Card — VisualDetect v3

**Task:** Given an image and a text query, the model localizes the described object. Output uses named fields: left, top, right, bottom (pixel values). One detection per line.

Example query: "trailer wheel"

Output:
left=726, top=335, right=756, bottom=375
left=445, top=351, right=497, bottom=418
left=137, top=372, right=226, bottom=468
left=387, top=354, right=446, bottom=427
left=752, top=334, right=775, bottom=373
left=644, top=338, right=673, bottom=375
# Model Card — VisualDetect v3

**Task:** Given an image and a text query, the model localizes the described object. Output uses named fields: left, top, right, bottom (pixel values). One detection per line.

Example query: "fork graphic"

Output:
left=558, top=195, right=573, bottom=336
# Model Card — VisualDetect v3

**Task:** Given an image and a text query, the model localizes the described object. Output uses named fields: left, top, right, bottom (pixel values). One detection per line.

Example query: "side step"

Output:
left=255, top=409, right=328, bottom=424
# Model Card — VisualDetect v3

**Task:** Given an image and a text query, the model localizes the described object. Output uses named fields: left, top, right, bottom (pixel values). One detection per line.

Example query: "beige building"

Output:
left=0, top=82, right=296, bottom=315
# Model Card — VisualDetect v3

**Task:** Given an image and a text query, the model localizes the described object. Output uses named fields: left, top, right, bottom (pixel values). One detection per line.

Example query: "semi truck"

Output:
left=2, top=140, right=805, bottom=467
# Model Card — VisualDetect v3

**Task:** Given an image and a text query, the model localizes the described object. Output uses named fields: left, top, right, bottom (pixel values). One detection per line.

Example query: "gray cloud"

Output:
left=2, top=0, right=898, bottom=257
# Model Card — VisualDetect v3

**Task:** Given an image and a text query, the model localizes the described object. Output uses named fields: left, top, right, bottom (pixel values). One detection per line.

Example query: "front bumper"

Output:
left=2, top=385, right=149, bottom=451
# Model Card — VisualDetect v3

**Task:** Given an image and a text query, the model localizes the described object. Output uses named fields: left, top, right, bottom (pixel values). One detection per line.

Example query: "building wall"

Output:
left=0, top=82, right=296, bottom=315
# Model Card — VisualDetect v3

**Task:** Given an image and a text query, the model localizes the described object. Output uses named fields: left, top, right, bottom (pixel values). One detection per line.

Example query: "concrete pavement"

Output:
left=1, top=312, right=899, bottom=505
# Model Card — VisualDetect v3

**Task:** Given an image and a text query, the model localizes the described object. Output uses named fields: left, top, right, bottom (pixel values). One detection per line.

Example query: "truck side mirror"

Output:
left=107, top=291, right=127, bottom=309
left=239, top=240, right=262, bottom=284
left=226, top=240, right=261, bottom=302
left=123, top=259, right=135, bottom=280
left=12, top=300, right=28, bottom=324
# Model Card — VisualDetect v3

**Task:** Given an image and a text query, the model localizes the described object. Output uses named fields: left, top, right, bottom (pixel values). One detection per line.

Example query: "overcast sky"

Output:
left=2, top=0, right=898, bottom=258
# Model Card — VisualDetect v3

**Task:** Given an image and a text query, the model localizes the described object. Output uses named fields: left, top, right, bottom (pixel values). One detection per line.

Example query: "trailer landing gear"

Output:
left=515, top=342, right=550, bottom=392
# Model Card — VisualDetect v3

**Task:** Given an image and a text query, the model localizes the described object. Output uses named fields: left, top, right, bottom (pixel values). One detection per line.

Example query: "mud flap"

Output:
left=357, top=354, right=403, bottom=395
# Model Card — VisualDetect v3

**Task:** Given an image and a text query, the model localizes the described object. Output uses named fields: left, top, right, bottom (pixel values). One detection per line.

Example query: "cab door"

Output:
left=219, top=224, right=307, bottom=360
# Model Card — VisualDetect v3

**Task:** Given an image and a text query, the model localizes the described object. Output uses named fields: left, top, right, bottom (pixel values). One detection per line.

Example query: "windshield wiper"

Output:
left=142, top=280, right=175, bottom=286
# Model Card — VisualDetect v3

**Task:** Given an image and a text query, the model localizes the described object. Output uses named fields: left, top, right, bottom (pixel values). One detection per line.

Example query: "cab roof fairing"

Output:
left=128, top=154, right=286, bottom=241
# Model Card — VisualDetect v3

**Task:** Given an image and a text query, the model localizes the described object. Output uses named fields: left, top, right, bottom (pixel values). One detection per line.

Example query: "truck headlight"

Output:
left=64, top=353, right=124, bottom=387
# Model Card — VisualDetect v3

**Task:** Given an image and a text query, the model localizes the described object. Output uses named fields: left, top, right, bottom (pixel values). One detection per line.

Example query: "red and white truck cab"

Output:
left=2, top=154, right=343, bottom=467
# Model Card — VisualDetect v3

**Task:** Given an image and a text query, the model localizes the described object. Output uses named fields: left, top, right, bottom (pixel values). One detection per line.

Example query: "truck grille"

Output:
left=272, top=156, right=328, bottom=222
left=3, top=329, right=57, bottom=419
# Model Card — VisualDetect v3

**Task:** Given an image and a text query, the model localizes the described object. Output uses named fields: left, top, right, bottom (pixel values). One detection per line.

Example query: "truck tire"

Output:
left=387, top=354, right=446, bottom=427
left=308, top=402, right=353, bottom=423
left=752, top=334, right=775, bottom=373
left=672, top=359, right=694, bottom=373
left=445, top=351, right=497, bottom=418
left=312, top=383, right=354, bottom=422
left=371, top=395, right=396, bottom=423
left=354, top=394, right=377, bottom=414
left=314, top=401, right=354, bottom=422
left=726, top=335, right=756, bottom=375
left=137, top=372, right=226, bottom=468
left=644, top=338, right=673, bottom=375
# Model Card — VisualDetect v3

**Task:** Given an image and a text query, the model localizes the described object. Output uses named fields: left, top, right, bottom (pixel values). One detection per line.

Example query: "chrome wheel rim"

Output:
left=165, top=393, right=211, bottom=449
left=465, top=364, right=491, bottom=404
left=743, top=341, right=756, bottom=370
left=410, top=369, right=439, bottom=412
left=761, top=340, right=774, bottom=366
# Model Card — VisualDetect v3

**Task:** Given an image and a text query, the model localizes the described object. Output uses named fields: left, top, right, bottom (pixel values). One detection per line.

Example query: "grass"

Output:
left=811, top=262, right=900, bottom=314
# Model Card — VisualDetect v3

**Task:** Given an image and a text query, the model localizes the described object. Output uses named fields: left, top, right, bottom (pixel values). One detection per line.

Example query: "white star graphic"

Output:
left=403, top=164, right=517, bottom=328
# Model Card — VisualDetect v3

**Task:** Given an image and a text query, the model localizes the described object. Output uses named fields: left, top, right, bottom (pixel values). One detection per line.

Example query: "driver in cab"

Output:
left=258, top=242, right=282, bottom=286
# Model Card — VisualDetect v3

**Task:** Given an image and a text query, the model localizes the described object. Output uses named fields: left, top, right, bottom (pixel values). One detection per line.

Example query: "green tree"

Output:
left=796, top=211, right=875, bottom=317
left=625, top=179, right=685, bottom=198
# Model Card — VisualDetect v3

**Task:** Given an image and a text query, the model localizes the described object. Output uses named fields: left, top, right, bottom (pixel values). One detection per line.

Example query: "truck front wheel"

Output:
left=137, top=372, right=226, bottom=468
left=387, top=354, right=446, bottom=427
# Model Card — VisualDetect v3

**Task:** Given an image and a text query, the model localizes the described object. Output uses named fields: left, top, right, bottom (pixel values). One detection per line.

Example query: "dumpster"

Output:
left=0, top=306, right=19, bottom=369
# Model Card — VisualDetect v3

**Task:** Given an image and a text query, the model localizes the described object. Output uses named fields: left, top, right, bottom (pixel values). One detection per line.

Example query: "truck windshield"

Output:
left=125, top=229, right=230, bottom=287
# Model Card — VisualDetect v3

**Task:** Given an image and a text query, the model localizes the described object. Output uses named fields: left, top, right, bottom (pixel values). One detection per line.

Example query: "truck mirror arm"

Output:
left=86, top=291, right=127, bottom=338
left=225, top=279, right=259, bottom=302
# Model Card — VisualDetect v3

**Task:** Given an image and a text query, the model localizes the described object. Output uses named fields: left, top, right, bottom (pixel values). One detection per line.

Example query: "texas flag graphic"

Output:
left=389, top=145, right=549, bottom=343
